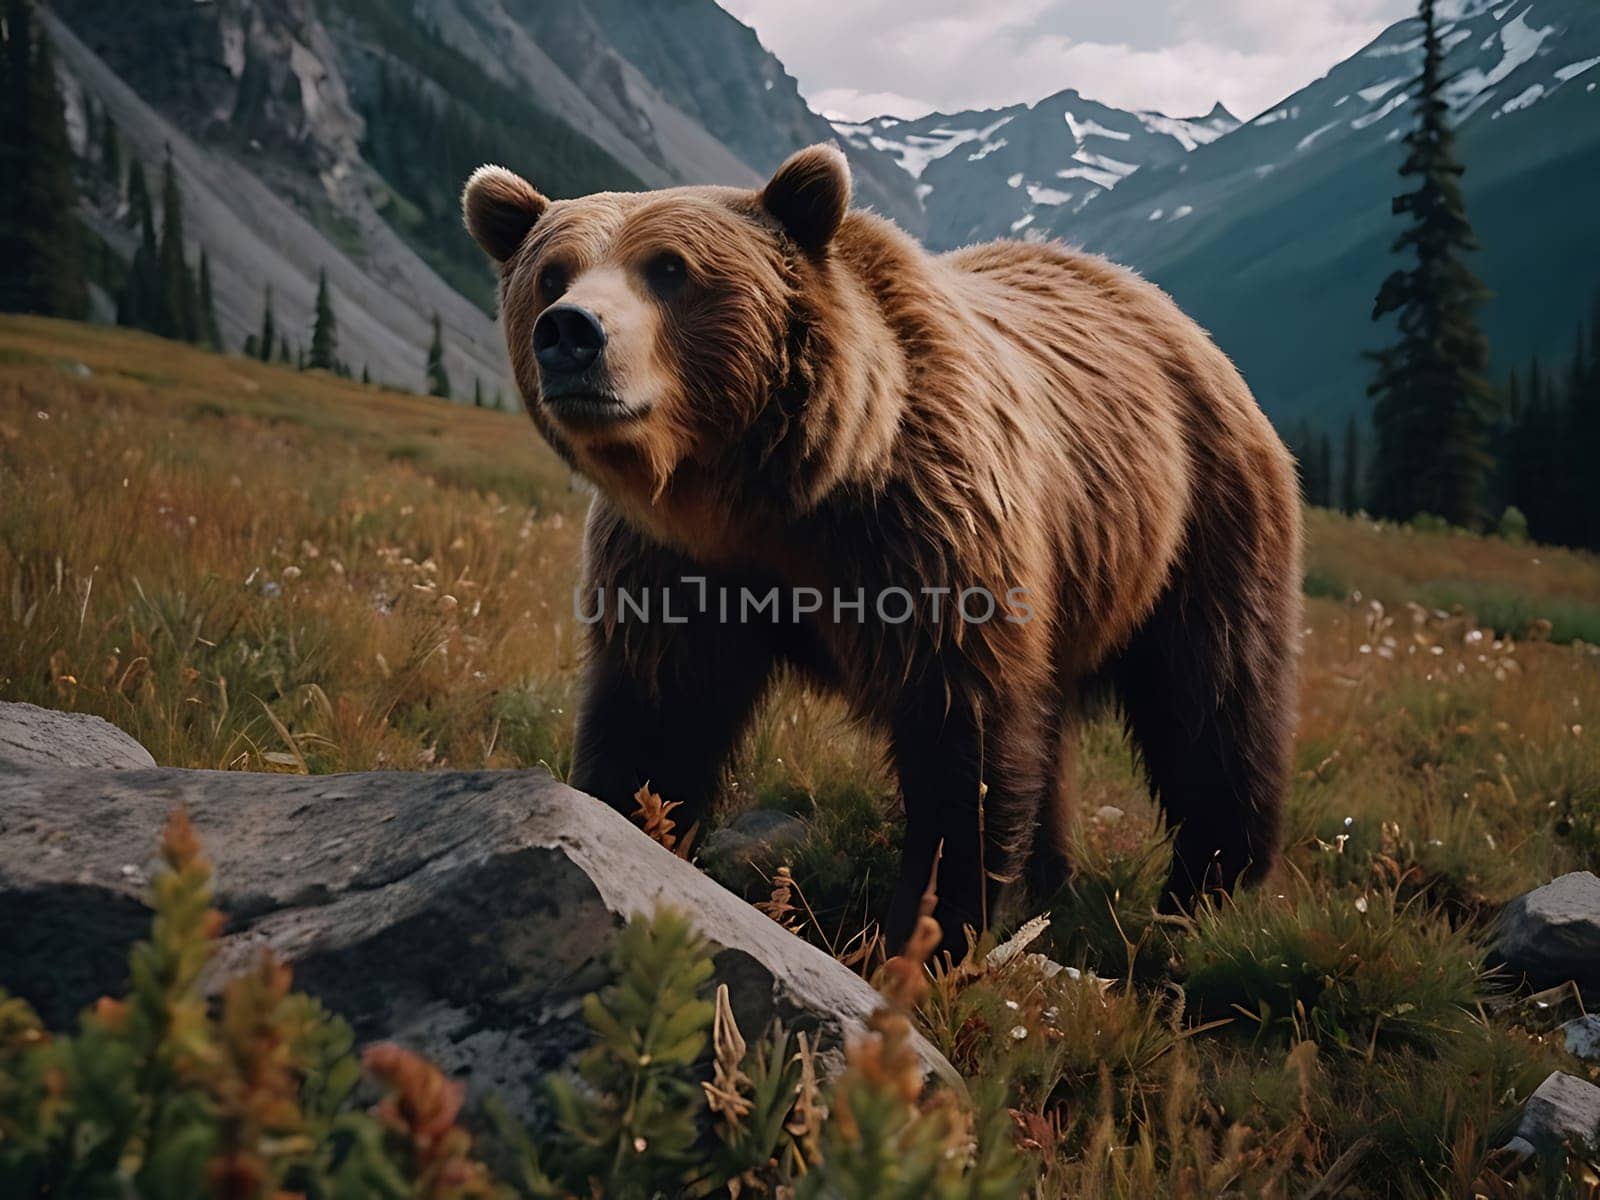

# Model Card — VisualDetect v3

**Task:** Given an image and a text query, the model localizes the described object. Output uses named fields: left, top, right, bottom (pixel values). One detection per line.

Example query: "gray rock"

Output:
left=698, top=808, right=811, bottom=894
left=1563, top=1015, right=1600, bottom=1063
left=0, top=701, right=156, bottom=771
left=0, top=765, right=956, bottom=1127
left=1491, top=872, right=1600, bottom=996
left=1508, top=1072, right=1600, bottom=1158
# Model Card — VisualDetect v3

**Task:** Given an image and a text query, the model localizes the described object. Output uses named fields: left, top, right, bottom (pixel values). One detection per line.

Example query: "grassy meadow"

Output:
left=3, top=315, right=1600, bottom=1195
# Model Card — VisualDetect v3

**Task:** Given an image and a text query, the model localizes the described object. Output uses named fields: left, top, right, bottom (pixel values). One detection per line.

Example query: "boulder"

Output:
left=698, top=807, right=811, bottom=894
left=1490, top=872, right=1600, bottom=997
left=0, top=762, right=957, bottom=1128
left=1563, top=1015, right=1600, bottom=1063
left=0, top=701, right=156, bottom=771
left=1505, top=1072, right=1600, bottom=1160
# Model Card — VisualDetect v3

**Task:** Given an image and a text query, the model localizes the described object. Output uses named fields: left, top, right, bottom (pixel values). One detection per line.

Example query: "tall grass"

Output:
left=4, top=315, right=1600, bottom=1193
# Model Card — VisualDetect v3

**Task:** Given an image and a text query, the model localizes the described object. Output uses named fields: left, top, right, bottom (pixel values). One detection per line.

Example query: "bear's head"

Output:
left=463, top=144, right=898, bottom=546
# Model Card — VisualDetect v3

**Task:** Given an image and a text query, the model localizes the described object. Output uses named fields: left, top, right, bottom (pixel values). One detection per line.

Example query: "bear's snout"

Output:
left=533, top=304, right=607, bottom=376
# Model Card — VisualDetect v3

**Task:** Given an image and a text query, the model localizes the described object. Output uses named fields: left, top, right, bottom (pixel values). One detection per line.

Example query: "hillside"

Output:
left=4, top=317, right=1600, bottom=1192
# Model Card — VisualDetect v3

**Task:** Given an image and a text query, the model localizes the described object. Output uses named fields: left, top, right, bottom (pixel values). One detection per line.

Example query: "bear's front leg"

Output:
left=568, top=603, right=777, bottom=842
left=886, top=685, right=1054, bottom=962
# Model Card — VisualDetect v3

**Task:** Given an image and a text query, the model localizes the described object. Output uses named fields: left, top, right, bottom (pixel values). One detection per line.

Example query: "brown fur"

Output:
left=463, top=146, right=1303, bottom=956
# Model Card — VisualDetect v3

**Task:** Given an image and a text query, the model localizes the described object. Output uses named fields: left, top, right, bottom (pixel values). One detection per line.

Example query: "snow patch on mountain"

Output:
left=1025, top=183, right=1073, bottom=206
left=830, top=115, right=1013, bottom=179
left=1136, top=109, right=1235, bottom=151
left=1063, top=110, right=1131, bottom=142
left=1554, top=54, right=1600, bottom=81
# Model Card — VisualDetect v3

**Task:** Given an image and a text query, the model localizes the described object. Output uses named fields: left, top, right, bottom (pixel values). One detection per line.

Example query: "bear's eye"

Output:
left=538, top=264, right=568, bottom=301
left=644, top=251, right=688, bottom=300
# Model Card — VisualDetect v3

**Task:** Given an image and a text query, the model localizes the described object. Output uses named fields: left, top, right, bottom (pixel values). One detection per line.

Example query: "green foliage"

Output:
left=346, top=25, right=643, bottom=314
left=543, top=909, right=715, bottom=1195
left=0, top=809, right=1021, bottom=1198
left=1500, top=289, right=1600, bottom=553
left=156, top=150, right=198, bottom=343
left=427, top=312, right=451, bottom=399
left=1367, top=0, right=1495, bottom=528
left=1341, top=415, right=1364, bottom=514
left=196, top=250, right=223, bottom=352
left=0, top=0, right=88, bottom=319
left=309, top=268, right=338, bottom=372
left=1496, top=504, right=1529, bottom=544
left=257, top=284, right=276, bottom=363
left=1183, top=886, right=1482, bottom=1052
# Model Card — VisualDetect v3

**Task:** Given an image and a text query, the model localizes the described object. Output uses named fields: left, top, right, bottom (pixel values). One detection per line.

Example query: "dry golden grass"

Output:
left=5, top=315, right=1600, bottom=1194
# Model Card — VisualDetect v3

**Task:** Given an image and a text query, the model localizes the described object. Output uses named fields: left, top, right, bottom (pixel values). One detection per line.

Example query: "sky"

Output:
left=714, top=0, right=1417, bottom=122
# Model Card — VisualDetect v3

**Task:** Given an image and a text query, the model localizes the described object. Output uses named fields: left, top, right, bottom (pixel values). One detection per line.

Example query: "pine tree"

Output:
left=156, top=148, right=197, bottom=340
left=278, top=337, right=290, bottom=365
left=258, top=285, right=276, bottom=363
left=1316, top=432, right=1334, bottom=509
left=244, top=333, right=259, bottom=358
left=125, top=156, right=151, bottom=228
left=473, top=376, right=484, bottom=407
left=426, top=312, right=451, bottom=399
left=1341, top=417, right=1363, bottom=513
left=1367, top=0, right=1494, bottom=528
left=361, top=363, right=371, bottom=386
left=98, top=105, right=122, bottom=191
left=117, top=161, right=162, bottom=330
left=197, top=249, right=223, bottom=351
left=308, top=268, right=337, bottom=370
left=0, top=2, right=87, bottom=317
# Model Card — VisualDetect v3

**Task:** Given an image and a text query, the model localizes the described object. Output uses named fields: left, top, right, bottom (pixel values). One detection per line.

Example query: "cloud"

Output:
left=716, top=0, right=1414, bottom=120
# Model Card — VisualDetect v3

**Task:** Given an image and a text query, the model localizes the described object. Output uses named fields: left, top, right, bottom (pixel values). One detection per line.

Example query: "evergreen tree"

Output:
left=117, top=161, right=162, bottom=330
left=98, top=105, right=121, bottom=191
left=125, top=156, right=151, bottom=229
left=244, top=333, right=259, bottom=358
left=308, top=268, right=337, bottom=370
left=1367, top=0, right=1494, bottom=528
left=361, top=363, right=371, bottom=386
left=278, top=337, right=290, bottom=365
left=0, top=2, right=87, bottom=317
left=426, top=312, right=451, bottom=399
left=197, top=249, right=223, bottom=351
left=1341, top=417, right=1363, bottom=513
left=473, top=376, right=484, bottom=408
left=258, top=285, right=276, bottom=363
left=156, top=148, right=197, bottom=340
left=1316, top=432, right=1334, bottom=509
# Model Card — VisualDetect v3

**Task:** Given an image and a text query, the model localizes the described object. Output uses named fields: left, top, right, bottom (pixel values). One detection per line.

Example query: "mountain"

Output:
left=36, top=0, right=1600, bottom=437
left=833, top=93, right=1237, bottom=248
left=41, top=0, right=924, bottom=400
left=1034, top=0, right=1600, bottom=426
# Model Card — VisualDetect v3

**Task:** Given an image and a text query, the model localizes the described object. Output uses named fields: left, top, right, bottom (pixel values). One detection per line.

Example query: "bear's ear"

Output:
left=462, top=165, right=549, bottom=264
left=761, top=143, right=851, bottom=255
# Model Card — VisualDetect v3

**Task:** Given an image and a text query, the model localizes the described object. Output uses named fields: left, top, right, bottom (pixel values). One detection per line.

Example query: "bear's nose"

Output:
left=532, top=304, right=606, bottom=375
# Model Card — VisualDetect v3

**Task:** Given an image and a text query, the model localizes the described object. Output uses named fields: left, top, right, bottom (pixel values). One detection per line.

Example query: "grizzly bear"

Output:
left=462, top=144, right=1302, bottom=957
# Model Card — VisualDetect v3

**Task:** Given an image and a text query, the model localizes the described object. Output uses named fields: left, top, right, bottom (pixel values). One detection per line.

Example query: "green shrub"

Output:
left=1497, top=505, right=1530, bottom=544
left=1183, top=886, right=1482, bottom=1052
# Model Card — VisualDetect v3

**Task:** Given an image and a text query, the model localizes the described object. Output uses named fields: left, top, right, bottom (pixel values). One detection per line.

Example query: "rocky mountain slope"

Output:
left=43, top=0, right=922, bottom=400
